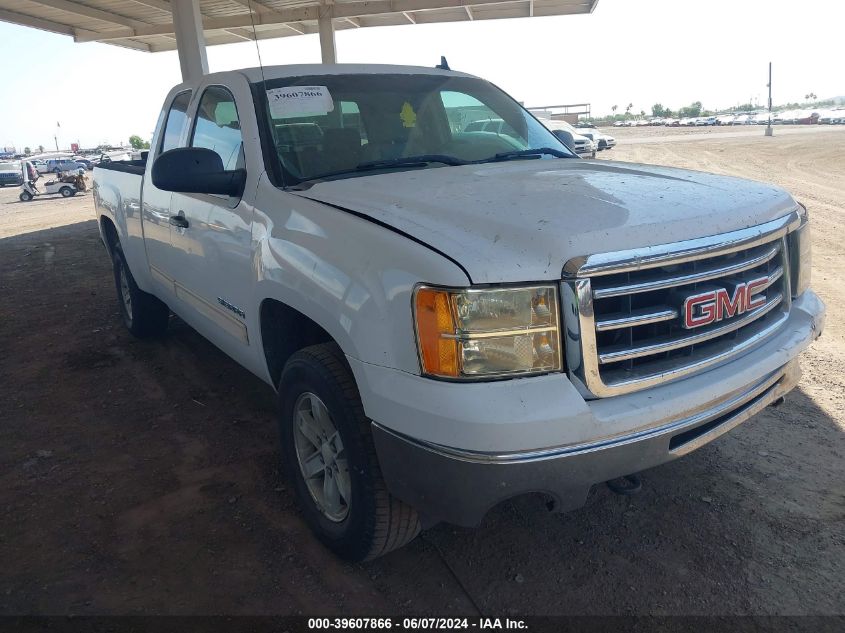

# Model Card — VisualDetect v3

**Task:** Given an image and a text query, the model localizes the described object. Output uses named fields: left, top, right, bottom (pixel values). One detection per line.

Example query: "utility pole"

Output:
left=765, top=62, right=773, bottom=137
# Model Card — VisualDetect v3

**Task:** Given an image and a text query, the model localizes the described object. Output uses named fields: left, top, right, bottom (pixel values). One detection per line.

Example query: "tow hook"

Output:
left=606, top=473, right=642, bottom=496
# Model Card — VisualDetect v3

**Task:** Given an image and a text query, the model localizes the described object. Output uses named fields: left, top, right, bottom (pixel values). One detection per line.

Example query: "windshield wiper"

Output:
left=356, top=154, right=468, bottom=170
left=479, top=147, right=574, bottom=163
left=292, top=154, right=468, bottom=187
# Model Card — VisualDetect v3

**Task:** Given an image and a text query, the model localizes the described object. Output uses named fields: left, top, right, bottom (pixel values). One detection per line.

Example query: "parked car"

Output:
left=38, top=158, right=83, bottom=174
left=538, top=119, right=597, bottom=158
left=716, top=115, right=735, bottom=125
left=93, top=64, right=824, bottom=561
left=665, top=118, right=681, bottom=127
left=464, top=118, right=518, bottom=137
left=75, top=157, right=95, bottom=170
left=579, top=129, right=616, bottom=151
left=731, top=115, right=751, bottom=125
left=0, top=160, right=23, bottom=187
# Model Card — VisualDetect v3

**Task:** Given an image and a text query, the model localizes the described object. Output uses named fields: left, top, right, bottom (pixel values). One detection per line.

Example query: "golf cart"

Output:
left=18, top=161, right=84, bottom=202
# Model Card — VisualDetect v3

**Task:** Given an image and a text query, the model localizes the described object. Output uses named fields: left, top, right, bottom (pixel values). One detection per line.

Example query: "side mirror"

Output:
left=552, top=129, right=576, bottom=152
left=152, top=147, right=246, bottom=197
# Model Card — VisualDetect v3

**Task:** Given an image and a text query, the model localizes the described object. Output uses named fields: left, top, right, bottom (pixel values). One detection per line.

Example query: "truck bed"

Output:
left=94, top=158, right=146, bottom=176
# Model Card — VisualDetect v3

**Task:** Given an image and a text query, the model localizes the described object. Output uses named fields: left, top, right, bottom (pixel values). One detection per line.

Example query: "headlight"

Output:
left=414, top=285, right=562, bottom=379
left=789, top=204, right=811, bottom=297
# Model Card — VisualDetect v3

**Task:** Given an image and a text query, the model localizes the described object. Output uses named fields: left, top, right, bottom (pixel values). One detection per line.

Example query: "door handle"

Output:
left=169, top=215, right=189, bottom=228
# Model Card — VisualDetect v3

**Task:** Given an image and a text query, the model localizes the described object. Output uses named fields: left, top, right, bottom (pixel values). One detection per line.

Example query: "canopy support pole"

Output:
left=317, top=8, right=336, bottom=64
left=172, top=0, right=208, bottom=82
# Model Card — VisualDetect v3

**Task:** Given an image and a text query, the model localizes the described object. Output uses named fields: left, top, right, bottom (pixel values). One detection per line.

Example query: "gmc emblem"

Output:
left=682, top=277, right=769, bottom=329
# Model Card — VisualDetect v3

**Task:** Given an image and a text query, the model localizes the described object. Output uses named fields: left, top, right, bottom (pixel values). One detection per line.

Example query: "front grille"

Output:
left=562, top=212, right=800, bottom=397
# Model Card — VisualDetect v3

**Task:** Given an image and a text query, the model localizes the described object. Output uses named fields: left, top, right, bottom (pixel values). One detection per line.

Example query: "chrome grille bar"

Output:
left=598, top=293, right=783, bottom=364
left=592, top=244, right=780, bottom=299
left=595, top=307, right=678, bottom=332
left=561, top=211, right=798, bottom=399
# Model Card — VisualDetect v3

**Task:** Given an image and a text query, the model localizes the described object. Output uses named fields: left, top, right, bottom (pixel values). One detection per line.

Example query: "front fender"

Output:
left=251, top=181, right=469, bottom=374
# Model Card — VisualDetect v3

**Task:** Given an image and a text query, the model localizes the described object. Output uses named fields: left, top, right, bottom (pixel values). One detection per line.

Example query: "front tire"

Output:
left=19, top=191, right=33, bottom=202
left=111, top=242, right=169, bottom=338
left=279, top=343, right=420, bottom=561
left=59, top=186, right=73, bottom=197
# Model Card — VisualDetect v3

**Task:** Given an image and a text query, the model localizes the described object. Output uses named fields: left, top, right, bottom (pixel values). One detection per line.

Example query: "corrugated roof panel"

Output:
left=0, top=0, right=597, bottom=52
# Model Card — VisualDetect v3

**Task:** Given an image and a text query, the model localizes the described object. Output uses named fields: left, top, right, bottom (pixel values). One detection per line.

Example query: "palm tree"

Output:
left=612, top=105, right=618, bottom=113
left=38, top=144, right=44, bottom=153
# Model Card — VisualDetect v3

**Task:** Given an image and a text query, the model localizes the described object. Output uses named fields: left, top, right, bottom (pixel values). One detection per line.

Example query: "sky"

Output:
left=0, top=0, right=842, bottom=151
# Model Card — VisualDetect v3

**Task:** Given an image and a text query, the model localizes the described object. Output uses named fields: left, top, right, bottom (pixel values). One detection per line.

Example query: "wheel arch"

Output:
left=259, top=298, right=337, bottom=389
left=99, top=214, right=120, bottom=256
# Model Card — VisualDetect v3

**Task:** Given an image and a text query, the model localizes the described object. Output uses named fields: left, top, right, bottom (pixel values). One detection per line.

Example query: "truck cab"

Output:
left=93, top=64, right=824, bottom=561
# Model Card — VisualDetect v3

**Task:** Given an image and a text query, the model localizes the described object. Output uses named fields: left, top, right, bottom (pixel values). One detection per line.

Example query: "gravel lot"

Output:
left=1, top=126, right=843, bottom=616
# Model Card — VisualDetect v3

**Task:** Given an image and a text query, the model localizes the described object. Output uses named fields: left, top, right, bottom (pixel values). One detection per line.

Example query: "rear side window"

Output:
left=159, top=91, right=192, bottom=154
left=191, top=86, right=244, bottom=171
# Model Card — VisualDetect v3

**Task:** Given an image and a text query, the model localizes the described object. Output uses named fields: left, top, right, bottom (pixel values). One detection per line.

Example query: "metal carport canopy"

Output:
left=0, top=0, right=597, bottom=79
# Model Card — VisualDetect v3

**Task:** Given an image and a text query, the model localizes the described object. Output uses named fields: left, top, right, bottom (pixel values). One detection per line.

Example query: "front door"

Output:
left=168, top=84, right=255, bottom=356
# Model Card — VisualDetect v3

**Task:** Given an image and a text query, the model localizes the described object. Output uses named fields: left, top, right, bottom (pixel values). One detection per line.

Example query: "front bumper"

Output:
left=373, top=358, right=798, bottom=526
left=351, top=290, right=824, bottom=527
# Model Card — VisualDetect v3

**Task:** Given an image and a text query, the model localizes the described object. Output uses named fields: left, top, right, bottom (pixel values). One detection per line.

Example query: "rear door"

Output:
left=167, top=81, right=256, bottom=355
left=141, top=89, right=192, bottom=298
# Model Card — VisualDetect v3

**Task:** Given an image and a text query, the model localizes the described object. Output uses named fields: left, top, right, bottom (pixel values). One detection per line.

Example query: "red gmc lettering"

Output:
left=684, top=292, right=718, bottom=328
left=682, top=276, right=769, bottom=329
left=715, top=286, right=744, bottom=320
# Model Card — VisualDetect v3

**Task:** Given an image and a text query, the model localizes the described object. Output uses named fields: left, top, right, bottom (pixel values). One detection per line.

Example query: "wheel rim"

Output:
left=118, top=263, right=133, bottom=324
left=293, top=392, right=351, bottom=522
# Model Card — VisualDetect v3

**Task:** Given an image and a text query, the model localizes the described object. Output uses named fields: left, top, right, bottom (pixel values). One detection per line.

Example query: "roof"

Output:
left=235, top=62, right=475, bottom=82
left=0, top=0, right=598, bottom=53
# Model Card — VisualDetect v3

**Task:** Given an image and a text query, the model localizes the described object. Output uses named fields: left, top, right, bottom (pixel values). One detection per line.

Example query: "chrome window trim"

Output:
left=562, top=211, right=799, bottom=398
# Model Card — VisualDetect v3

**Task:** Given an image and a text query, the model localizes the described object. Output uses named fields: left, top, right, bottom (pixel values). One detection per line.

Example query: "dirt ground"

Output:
left=0, top=126, right=843, bottom=616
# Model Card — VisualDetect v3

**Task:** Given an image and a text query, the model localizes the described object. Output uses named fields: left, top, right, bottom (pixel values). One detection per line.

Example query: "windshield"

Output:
left=256, top=73, right=574, bottom=186
left=0, top=161, right=20, bottom=171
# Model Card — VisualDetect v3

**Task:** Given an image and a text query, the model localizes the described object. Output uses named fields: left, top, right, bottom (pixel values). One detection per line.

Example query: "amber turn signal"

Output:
left=414, top=287, right=459, bottom=377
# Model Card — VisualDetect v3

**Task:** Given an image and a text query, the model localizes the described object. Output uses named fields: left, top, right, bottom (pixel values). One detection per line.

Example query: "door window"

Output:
left=159, top=91, right=192, bottom=154
left=191, top=86, right=244, bottom=171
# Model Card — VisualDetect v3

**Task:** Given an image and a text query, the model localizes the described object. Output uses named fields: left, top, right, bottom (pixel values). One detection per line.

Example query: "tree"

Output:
left=24, top=147, right=31, bottom=155
left=611, top=105, right=618, bottom=114
left=651, top=103, right=666, bottom=117
left=663, top=108, right=673, bottom=118
left=129, top=135, right=150, bottom=150
left=38, top=145, right=44, bottom=153
left=804, top=92, right=817, bottom=101
left=679, top=101, right=703, bottom=118
left=640, top=110, right=646, bottom=118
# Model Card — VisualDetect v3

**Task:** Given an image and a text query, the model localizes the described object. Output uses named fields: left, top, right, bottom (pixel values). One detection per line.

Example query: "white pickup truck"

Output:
left=93, top=64, right=824, bottom=561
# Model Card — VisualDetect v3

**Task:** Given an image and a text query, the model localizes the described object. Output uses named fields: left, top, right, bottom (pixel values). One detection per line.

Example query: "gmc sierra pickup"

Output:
left=93, top=64, right=824, bottom=561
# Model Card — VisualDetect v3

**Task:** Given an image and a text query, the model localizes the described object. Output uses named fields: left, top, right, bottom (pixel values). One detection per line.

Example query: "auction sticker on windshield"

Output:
left=267, top=86, right=335, bottom=118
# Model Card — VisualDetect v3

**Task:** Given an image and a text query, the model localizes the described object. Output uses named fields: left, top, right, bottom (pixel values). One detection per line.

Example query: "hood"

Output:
left=296, top=160, right=797, bottom=284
